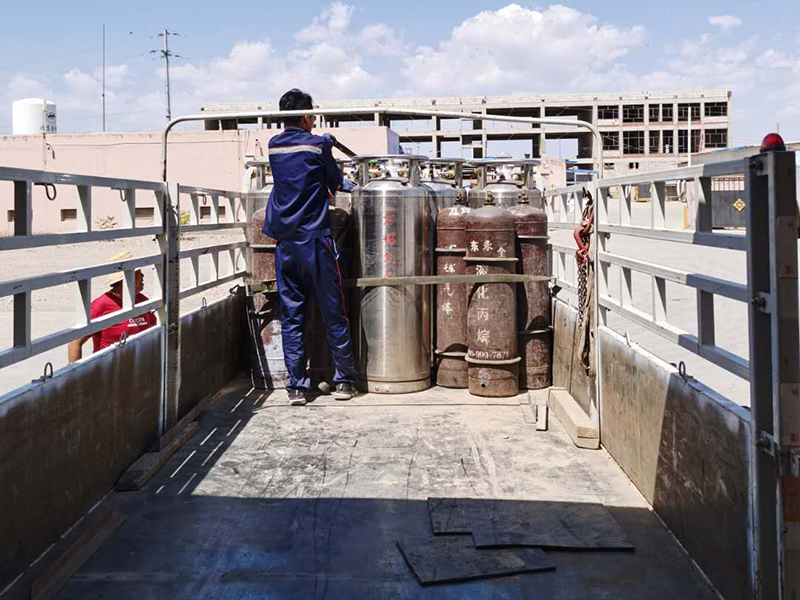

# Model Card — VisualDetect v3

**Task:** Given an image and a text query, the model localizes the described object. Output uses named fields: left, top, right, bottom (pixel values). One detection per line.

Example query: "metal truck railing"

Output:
left=0, top=168, right=167, bottom=370
left=545, top=146, right=799, bottom=599
left=594, top=161, right=750, bottom=381
left=0, top=170, right=256, bottom=438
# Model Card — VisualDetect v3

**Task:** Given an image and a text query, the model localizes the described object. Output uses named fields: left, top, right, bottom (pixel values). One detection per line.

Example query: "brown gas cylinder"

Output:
left=510, top=190, right=551, bottom=389
left=435, top=193, right=471, bottom=387
left=465, top=191, right=520, bottom=397
left=249, top=207, right=277, bottom=283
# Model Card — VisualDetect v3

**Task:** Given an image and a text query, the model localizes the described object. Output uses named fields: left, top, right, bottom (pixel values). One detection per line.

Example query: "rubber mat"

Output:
left=396, top=535, right=555, bottom=585
left=428, top=497, right=633, bottom=551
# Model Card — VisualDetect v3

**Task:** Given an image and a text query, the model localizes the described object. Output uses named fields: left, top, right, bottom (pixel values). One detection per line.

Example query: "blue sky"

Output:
left=1, top=1, right=799, bottom=148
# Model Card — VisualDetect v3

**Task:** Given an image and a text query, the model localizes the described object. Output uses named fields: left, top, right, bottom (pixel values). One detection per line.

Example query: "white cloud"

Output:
left=709, top=15, right=742, bottom=31
left=2, top=2, right=798, bottom=143
left=296, top=2, right=353, bottom=42
left=402, top=4, right=645, bottom=95
left=361, top=23, right=407, bottom=56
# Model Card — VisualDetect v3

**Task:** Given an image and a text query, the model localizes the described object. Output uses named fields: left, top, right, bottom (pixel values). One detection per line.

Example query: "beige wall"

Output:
left=0, top=127, right=398, bottom=234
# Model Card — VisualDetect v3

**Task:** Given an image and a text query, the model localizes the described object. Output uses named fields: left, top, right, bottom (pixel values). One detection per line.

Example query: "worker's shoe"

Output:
left=288, top=388, right=308, bottom=406
left=333, top=383, right=355, bottom=401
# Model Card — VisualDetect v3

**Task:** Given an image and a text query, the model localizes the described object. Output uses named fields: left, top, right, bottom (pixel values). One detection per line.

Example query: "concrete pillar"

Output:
left=481, top=109, right=488, bottom=159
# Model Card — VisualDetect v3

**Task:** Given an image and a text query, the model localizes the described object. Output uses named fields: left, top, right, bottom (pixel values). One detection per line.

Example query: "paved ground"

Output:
left=55, top=375, right=719, bottom=600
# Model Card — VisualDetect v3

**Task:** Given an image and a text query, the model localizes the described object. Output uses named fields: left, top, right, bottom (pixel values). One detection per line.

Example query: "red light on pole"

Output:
left=760, top=133, right=786, bottom=152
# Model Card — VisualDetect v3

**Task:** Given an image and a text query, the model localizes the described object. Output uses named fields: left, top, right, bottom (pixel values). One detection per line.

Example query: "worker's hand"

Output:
left=340, top=179, right=356, bottom=193
left=322, top=133, right=338, bottom=147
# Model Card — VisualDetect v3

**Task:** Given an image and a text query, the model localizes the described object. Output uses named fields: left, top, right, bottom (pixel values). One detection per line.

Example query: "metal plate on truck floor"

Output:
left=428, top=497, right=633, bottom=551
left=396, top=535, right=554, bottom=585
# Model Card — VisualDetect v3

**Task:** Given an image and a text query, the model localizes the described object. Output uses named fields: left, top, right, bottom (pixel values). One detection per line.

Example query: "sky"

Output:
left=1, top=0, right=799, bottom=150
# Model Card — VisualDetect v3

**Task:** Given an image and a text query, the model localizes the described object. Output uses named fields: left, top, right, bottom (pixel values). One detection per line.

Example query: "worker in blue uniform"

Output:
left=264, top=89, right=357, bottom=406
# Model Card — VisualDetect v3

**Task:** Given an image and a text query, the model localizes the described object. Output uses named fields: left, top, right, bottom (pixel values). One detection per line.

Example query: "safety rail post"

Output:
left=746, top=148, right=800, bottom=599
left=158, top=183, right=181, bottom=441
left=14, top=180, right=32, bottom=235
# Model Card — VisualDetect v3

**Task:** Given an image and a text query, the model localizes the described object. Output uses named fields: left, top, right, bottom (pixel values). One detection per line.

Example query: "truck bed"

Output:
left=54, top=374, right=719, bottom=600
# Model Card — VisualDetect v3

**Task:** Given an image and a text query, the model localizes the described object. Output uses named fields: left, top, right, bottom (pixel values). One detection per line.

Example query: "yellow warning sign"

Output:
left=733, top=198, right=746, bottom=212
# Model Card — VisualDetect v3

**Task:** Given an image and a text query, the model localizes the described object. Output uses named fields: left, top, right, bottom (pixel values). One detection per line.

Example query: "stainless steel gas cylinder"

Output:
left=435, top=194, right=471, bottom=388
left=510, top=193, right=551, bottom=389
left=465, top=192, right=520, bottom=397
left=423, top=158, right=465, bottom=212
left=467, top=159, right=540, bottom=209
left=351, top=155, right=432, bottom=393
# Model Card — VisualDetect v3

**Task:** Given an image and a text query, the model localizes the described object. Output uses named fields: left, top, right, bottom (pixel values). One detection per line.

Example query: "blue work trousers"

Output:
left=275, top=236, right=356, bottom=390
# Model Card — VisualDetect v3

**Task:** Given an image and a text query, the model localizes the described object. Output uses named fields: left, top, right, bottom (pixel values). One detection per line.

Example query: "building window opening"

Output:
left=649, top=131, right=660, bottom=154
left=678, top=130, right=688, bottom=154
left=678, top=103, right=701, bottom=122
left=6, top=210, right=14, bottom=223
left=135, top=207, right=155, bottom=223
left=604, top=163, right=615, bottom=170
left=705, top=102, right=728, bottom=117
left=598, top=105, right=619, bottom=120
left=661, top=104, right=674, bottom=121
left=623, top=130, right=644, bottom=155
left=705, top=129, right=728, bottom=148
left=601, top=131, right=619, bottom=150
left=199, top=205, right=227, bottom=221
left=662, top=130, right=674, bottom=154
left=648, top=105, right=660, bottom=122
left=628, top=162, right=640, bottom=170
left=691, top=129, right=701, bottom=153
left=61, top=209, right=77, bottom=222
left=622, top=104, right=644, bottom=123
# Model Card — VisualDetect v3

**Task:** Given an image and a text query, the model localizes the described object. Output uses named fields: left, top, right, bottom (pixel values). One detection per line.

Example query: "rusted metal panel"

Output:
left=248, top=207, right=276, bottom=284
left=465, top=203, right=520, bottom=397
left=510, top=198, right=551, bottom=390
left=435, top=203, right=471, bottom=388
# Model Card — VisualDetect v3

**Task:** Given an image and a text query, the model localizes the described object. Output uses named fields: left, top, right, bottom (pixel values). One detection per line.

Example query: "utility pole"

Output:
left=163, top=29, right=171, bottom=122
left=151, top=30, right=181, bottom=122
left=102, top=23, right=106, bottom=132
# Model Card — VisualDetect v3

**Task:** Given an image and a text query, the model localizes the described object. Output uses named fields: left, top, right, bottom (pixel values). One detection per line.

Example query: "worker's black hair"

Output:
left=279, top=89, right=314, bottom=127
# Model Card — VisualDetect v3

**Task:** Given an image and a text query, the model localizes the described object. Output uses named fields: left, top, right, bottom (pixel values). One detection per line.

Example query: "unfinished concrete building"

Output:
left=202, top=90, right=731, bottom=173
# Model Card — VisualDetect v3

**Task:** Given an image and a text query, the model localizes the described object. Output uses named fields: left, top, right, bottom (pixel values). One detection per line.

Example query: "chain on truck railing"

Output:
left=592, top=158, right=750, bottom=380
left=544, top=182, right=594, bottom=309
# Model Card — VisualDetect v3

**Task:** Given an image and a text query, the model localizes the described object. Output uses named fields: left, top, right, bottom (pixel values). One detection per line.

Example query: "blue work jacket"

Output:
left=263, top=127, right=343, bottom=241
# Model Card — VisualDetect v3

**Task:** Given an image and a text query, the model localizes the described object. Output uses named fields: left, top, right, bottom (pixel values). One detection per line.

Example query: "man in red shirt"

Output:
left=68, top=251, right=157, bottom=363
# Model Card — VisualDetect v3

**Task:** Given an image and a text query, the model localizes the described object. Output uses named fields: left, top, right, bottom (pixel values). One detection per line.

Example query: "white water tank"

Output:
left=12, top=98, right=57, bottom=135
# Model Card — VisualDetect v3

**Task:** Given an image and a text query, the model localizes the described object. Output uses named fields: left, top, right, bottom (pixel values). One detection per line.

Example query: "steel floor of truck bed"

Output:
left=55, top=374, right=719, bottom=600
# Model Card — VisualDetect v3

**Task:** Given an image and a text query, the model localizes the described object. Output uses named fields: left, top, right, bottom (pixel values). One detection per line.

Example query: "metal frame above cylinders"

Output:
left=161, top=108, right=604, bottom=182
left=423, top=158, right=465, bottom=188
left=351, top=154, right=427, bottom=187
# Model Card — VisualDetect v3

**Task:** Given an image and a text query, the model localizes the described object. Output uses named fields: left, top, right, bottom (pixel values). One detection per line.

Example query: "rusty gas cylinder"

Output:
left=510, top=191, right=552, bottom=389
left=435, top=192, right=471, bottom=387
left=465, top=191, right=520, bottom=397
left=306, top=207, right=352, bottom=388
left=249, top=207, right=277, bottom=284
